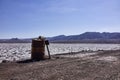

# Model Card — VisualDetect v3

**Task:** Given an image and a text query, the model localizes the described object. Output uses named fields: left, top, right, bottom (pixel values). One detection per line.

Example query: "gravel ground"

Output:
left=0, top=50, right=120, bottom=80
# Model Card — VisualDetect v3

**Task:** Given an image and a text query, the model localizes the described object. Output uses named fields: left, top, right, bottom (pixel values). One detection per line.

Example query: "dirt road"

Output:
left=0, top=50, right=120, bottom=80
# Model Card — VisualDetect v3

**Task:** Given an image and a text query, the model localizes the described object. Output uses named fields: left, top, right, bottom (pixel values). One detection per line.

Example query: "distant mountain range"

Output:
left=0, top=38, right=31, bottom=43
left=48, top=32, right=120, bottom=43
left=0, top=32, right=120, bottom=43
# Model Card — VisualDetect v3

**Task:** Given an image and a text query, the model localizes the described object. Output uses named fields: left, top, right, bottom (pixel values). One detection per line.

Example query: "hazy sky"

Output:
left=0, top=0, right=120, bottom=38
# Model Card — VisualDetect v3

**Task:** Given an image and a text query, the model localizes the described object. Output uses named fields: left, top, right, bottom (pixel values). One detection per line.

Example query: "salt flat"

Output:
left=0, top=43, right=120, bottom=63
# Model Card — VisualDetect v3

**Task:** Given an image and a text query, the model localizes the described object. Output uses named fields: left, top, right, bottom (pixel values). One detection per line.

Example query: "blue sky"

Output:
left=0, top=0, right=120, bottom=38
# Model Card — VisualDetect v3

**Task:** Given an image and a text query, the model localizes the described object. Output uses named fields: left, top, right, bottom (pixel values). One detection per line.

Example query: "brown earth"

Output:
left=0, top=50, right=120, bottom=80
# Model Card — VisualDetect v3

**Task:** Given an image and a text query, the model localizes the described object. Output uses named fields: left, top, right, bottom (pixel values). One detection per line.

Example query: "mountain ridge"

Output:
left=0, top=32, right=120, bottom=43
left=48, top=32, right=120, bottom=43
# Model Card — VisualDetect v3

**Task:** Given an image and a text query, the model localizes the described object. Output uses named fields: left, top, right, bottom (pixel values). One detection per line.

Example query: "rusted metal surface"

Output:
left=31, top=37, right=45, bottom=60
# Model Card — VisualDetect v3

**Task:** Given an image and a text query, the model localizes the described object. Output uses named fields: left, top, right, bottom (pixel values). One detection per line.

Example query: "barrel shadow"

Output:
left=17, top=59, right=44, bottom=63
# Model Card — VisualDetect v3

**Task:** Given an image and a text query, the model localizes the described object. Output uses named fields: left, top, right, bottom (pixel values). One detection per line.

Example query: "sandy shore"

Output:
left=0, top=50, right=120, bottom=80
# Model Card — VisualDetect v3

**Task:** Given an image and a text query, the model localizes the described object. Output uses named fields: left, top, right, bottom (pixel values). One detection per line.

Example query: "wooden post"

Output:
left=45, top=40, right=51, bottom=59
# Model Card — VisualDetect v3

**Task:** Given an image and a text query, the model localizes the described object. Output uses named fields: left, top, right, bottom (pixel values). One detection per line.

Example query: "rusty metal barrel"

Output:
left=31, top=37, right=45, bottom=60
